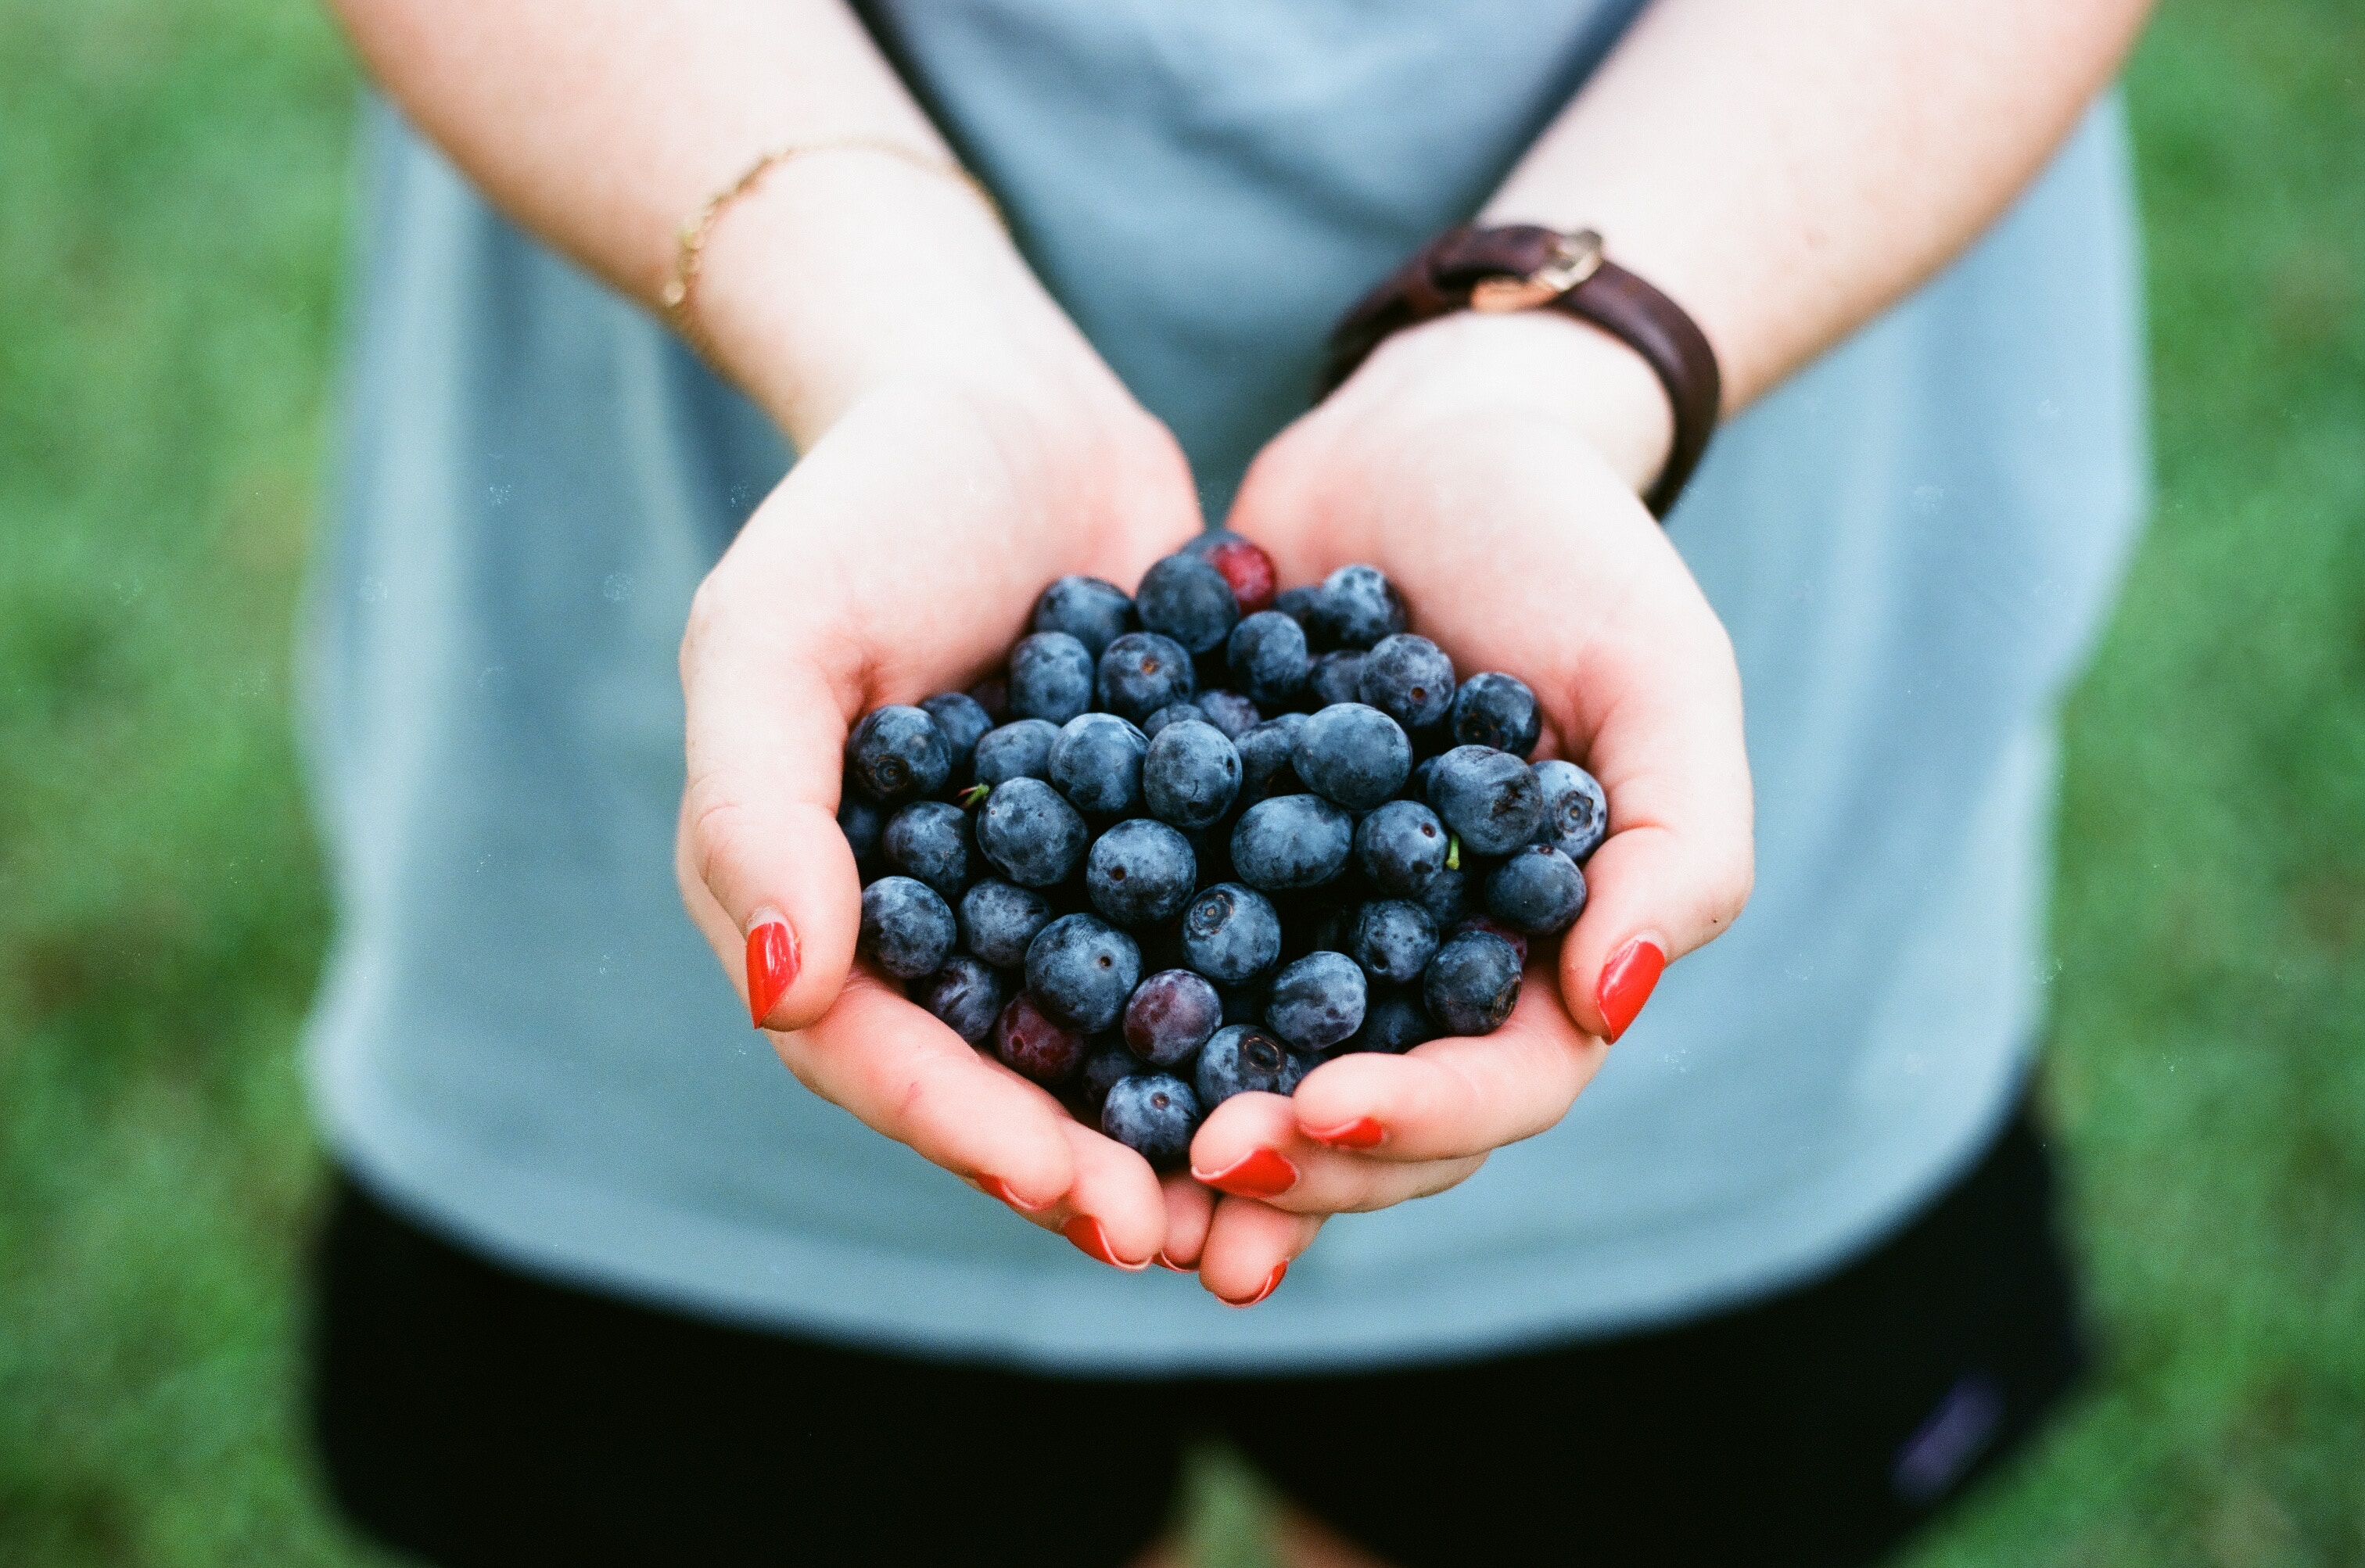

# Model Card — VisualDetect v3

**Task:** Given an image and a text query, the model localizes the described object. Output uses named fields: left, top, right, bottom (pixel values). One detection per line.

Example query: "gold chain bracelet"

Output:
left=659, top=136, right=1005, bottom=352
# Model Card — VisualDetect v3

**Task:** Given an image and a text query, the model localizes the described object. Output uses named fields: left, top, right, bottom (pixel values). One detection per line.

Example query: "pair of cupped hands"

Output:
left=673, top=266, right=1753, bottom=1308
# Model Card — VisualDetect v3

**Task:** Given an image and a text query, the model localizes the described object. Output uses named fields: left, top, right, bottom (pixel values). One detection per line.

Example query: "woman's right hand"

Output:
left=671, top=164, right=1206, bottom=1270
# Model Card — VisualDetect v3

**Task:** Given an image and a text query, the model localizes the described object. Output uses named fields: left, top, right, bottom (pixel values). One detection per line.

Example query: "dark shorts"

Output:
left=311, top=1105, right=2083, bottom=1568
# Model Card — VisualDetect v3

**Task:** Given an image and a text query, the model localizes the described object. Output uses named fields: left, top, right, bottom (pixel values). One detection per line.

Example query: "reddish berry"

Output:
left=1202, top=538, right=1277, bottom=613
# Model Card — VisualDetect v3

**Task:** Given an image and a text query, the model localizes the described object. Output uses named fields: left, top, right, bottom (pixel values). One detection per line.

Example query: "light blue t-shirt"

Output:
left=304, top=1, right=2145, bottom=1372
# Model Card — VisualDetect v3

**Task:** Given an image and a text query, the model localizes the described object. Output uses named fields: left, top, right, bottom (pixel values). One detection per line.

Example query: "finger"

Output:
left=1279, top=969, right=1609, bottom=1161
left=1157, top=1171, right=1217, bottom=1271
left=1043, top=1116, right=1168, bottom=1269
left=1190, top=1086, right=1488, bottom=1214
left=770, top=969, right=1082, bottom=1211
left=1197, top=1196, right=1324, bottom=1308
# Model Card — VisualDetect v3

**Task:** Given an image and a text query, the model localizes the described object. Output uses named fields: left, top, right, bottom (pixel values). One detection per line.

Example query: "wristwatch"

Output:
left=1318, top=224, right=1721, bottom=518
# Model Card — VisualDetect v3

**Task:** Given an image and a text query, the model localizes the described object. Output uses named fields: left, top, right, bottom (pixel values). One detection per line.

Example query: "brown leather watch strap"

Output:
left=1318, top=224, right=1721, bottom=518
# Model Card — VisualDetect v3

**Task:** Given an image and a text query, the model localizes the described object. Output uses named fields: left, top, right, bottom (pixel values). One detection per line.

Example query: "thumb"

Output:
left=676, top=597, right=866, bottom=1034
left=1551, top=619, right=1754, bottom=1044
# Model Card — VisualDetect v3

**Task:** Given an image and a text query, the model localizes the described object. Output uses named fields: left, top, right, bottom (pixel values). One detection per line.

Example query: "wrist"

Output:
left=688, top=151, right=1096, bottom=448
left=1347, top=309, right=1674, bottom=498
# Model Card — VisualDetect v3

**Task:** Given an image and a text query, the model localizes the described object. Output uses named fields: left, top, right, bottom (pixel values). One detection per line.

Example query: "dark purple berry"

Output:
left=958, top=878, right=1053, bottom=970
left=1229, top=794, right=1354, bottom=891
left=972, top=719, right=1060, bottom=788
left=1049, top=712, right=1148, bottom=817
left=1532, top=759, right=1610, bottom=862
left=1350, top=899, right=1438, bottom=985
left=1226, top=611, right=1311, bottom=708
left=1123, top=968, right=1223, bottom=1067
left=1196, top=1024, right=1307, bottom=1107
left=1179, top=882, right=1283, bottom=984
left=1311, top=563, right=1408, bottom=650
left=993, top=991, right=1088, bottom=1085
left=1143, top=719, right=1241, bottom=830
left=881, top=799, right=974, bottom=902
left=1308, top=650, right=1366, bottom=708
left=1194, top=689, right=1261, bottom=739
left=921, top=691, right=994, bottom=776
left=1355, top=799, right=1448, bottom=895
left=1086, top=818, right=1197, bottom=927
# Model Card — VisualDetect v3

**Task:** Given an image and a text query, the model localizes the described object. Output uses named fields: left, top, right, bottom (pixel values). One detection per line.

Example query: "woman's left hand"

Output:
left=1163, top=310, right=1757, bottom=1304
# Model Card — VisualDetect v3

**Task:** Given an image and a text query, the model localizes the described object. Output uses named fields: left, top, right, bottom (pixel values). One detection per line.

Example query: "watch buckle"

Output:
left=1469, top=228, right=1605, bottom=314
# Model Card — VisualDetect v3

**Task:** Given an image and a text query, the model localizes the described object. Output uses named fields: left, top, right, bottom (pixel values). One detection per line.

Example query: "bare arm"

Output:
left=332, top=0, right=1093, bottom=447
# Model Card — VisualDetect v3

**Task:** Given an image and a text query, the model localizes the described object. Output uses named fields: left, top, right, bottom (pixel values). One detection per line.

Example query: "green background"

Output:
left=2, top=0, right=2360, bottom=1561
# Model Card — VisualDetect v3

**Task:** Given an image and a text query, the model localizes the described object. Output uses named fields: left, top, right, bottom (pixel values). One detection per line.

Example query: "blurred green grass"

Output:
left=1, top=0, right=2360, bottom=1563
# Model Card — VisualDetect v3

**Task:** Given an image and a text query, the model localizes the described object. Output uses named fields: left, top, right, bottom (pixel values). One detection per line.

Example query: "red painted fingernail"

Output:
left=745, top=920, right=799, bottom=1028
left=977, top=1175, right=1051, bottom=1215
left=1597, top=937, right=1666, bottom=1042
left=1191, top=1148, right=1299, bottom=1199
left=1063, top=1215, right=1149, bottom=1272
left=1307, top=1117, right=1385, bottom=1150
left=1222, top=1261, right=1287, bottom=1308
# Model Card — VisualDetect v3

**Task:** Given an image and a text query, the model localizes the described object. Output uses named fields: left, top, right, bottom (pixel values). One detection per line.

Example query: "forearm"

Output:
left=1489, top=0, right=2153, bottom=414
left=331, top=0, right=1083, bottom=445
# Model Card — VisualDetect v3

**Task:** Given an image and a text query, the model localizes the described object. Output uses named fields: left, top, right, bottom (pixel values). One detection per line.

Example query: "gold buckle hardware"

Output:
left=1468, top=228, right=1605, bottom=314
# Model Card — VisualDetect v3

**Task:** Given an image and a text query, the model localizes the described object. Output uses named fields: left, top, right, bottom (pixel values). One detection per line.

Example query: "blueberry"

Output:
left=881, top=799, right=974, bottom=903
left=1355, top=799, right=1449, bottom=895
left=1450, top=672, right=1542, bottom=758
left=1096, top=630, right=1197, bottom=722
left=1196, top=1024, right=1308, bottom=1107
left=1101, top=1073, right=1203, bottom=1168
left=1308, top=650, right=1366, bottom=709
left=1179, top=881, right=1283, bottom=983
left=972, top=718, right=1060, bottom=788
left=1122, top=968, right=1223, bottom=1067
left=1086, top=818, right=1197, bottom=927
left=1417, top=866, right=1472, bottom=928
left=1186, top=531, right=1278, bottom=612
left=1142, top=702, right=1199, bottom=739
left=846, top=705, right=951, bottom=804
left=1080, top=1041, right=1149, bottom=1112
left=1531, top=759, right=1610, bottom=862
left=1357, top=633, right=1455, bottom=731
left=1429, top=745, right=1546, bottom=856
left=1136, top=553, right=1241, bottom=656
left=976, top=777, right=1089, bottom=887
left=1007, top=632, right=1097, bottom=726
left=1312, top=563, right=1408, bottom=650
left=1423, top=929, right=1523, bottom=1035
left=1265, top=950, right=1367, bottom=1052
left=1024, top=913, right=1143, bottom=1033
left=1194, top=689, right=1261, bottom=739
left=1346, top=989, right=1434, bottom=1055
left=1350, top=899, right=1439, bottom=985
left=1226, top=611, right=1311, bottom=708
left=1272, top=584, right=1328, bottom=637
left=1409, top=755, right=1439, bottom=804
left=992, top=990, right=1088, bottom=1085
left=958, top=878, right=1053, bottom=969
left=920, top=692, right=994, bottom=777
left=911, top=955, right=1004, bottom=1045
left=1294, top=703, right=1412, bottom=811
left=1230, top=794, right=1354, bottom=891
left=838, top=791, right=886, bottom=864
left=858, top=875, right=956, bottom=979
left=1485, top=845, right=1588, bottom=935
left=1049, top=712, right=1149, bottom=817
left=1032, top=575, right=1136, bottom=658
left=1142, top=719, right=1242, bottom=830
left=1235, top=716, right=1307, bottom=803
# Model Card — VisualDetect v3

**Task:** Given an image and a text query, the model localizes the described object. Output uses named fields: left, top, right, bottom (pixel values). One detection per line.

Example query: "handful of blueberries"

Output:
left=840, top=534, right=1608, bottom=1172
